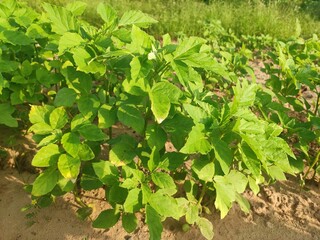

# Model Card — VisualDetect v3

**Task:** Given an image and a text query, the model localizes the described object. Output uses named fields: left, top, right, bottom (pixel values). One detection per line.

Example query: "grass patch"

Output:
left=21, top=0, right=320, bottom=39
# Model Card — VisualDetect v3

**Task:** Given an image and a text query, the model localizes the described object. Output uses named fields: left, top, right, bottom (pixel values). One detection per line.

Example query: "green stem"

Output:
left=303, top=151, right=320, bottom=180
left=197, top=184, right=207, bottom=207
left=314, top=91, right=320, bottom=116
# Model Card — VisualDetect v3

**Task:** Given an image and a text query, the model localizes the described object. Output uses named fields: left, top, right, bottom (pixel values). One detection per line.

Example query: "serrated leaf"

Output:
left=240, top=143, right=261, bottom=177
left=180, top=124, right=211, bottom=154
left=58, top=32, right=85, bottom=54
left=268, top=165, right=286, bottom=180
left=130, top=56, right=141, bottom=80
left=0, top=103, right=17, bottom=127
left=32, top=168, right=58, bottom=196
left=58, top=154, right=81, bottom=179
left=49, top=107, right=68, bottom=130
left=123, top=188, right=142, bottom=213
left=0, top=30, right=33, bottom=45
left=214, top=176, right=235, bottom=219
left=119, top=10, right=157, bottom=28
left=117, top=104, right=144, bottom=134
left=122, top=213, right=138, bottom=233
left=197, top=217, right=214, bottom=240
left=92, top=209, right=120, bottom=229
left=146, top=205, right=163, bottom=240
left=192, top=157, right=215, bottom=182
left=32, top=144, right=60, bottom=167
left=151, top=172, right=176, bottom=190
left=54, top=88, right=77, bottom=107
left=97, top=3, right=118, bottom=27
left=212, top=139, right=232, bottom=174
left=42, top=3, right=79, bottom=34
left=66, top=1, right=87, bottom=16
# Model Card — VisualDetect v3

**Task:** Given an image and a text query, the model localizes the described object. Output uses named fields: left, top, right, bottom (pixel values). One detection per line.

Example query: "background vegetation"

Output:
left=22, top=0, right=320, bottom=39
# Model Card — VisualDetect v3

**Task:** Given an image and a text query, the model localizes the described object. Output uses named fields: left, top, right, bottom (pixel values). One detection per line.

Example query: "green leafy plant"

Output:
left=0, top=1, right=314, bottom=239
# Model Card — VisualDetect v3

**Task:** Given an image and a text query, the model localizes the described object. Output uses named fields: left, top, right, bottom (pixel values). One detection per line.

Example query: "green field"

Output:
left=22, top=0, right=320, bottom=39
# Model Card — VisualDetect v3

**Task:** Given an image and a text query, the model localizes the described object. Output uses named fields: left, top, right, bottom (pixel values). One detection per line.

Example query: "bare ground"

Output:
left=0, top=168, right=319, bottom=240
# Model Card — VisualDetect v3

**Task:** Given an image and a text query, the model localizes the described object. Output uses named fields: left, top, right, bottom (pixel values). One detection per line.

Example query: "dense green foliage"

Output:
left=21, top=0, right=320, bottom=39
left=0, top=1, right=319, bottom=239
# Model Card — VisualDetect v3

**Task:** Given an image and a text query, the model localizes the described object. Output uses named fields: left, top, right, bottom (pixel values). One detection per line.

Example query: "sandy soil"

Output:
left=0, top=168, right=319, bottom=240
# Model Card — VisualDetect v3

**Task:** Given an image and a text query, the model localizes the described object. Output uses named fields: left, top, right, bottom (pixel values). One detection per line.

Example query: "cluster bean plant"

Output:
left=0, top=1, right=315, bottom=239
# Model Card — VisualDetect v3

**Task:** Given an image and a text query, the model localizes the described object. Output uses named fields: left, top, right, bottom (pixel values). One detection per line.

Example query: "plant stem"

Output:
left=303, top=151, right=320, bottom=180
left=314, top=91, right=320, bottom=116
left=197, top=184, right=207, bottom=207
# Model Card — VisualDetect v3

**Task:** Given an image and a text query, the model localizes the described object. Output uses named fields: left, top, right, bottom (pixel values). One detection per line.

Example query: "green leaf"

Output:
left=212, top=139, right=232, bottom=175
left=0, top=103, right=17, bottom=127
left=146, top=124, right=167, bottom=150
left=119, top=10, right=157, bottom=28
left=197, top=217, right=214, bottom=240
left=240, top=143, right=261, bottom=177
left=58, top=32, right=85, bottom=54
left=97, top=3, right=118, bottom=27
left=268, top=165, right=286, bottom=181
left=130, top=56, right=141, bottom=80
left=235, top=193, right=250, bottom=214
left=123, top=188, right=142, bottom=213
left=61, top=132, right=80, bottom=158
left=180, top=124, right=211, bottom=155
left=98, top=104, right=117, bottom=129
left=77, top=124, right=106, bottom=141
left=107, top=185, right=128, bottom=204
left=174, top=37, right=206, bottom=59
left=92, top=209, right=120, bottom=229
left=128, top=25, right=152, bottom=54
left=150, top=82, right=182, bottom=123
left=148, top=146, right=160, bottom=172
left=29, top=122, right=54, bottom=135
left=151, top=172, right=176, bottom=190
left=192, top=157, right=215, bottom=182
left=122, top=213, right=138, bottom=233
left=32, top=168, right=58, bottom=196
left=78, top=144, right=95, bottom=161
left=149, top=192, right=179, bottom=218
left=109, top=134, right=137, bottom=166
left=78, top=95, right=100, bottom=116
left=0, top=59, right=19, bottom=72
left=54, top=88, right=77, bottom=107
left=42, top=3, right=78, bottom=34
left=0, top=30, right=33, bottom=45
left=160, top=152, right=187, bottom=171
left=225, top=170, right=248, bottom=193
left=66, top=1, right=87, bottom=16
left=186, top=204, right=199, bottom=225
left=146, top=205, right=163, bottom=240
left=58, top=154, right=81, bottom=179
left=32, top=144, right=60, bottom=167
left=117, top=104, right=144, bottom=134
left=214, top=176, right=236, bottom=219
left=49, top=107, right=68, bottom=130
left=92, top=160, right=119, bottom=185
